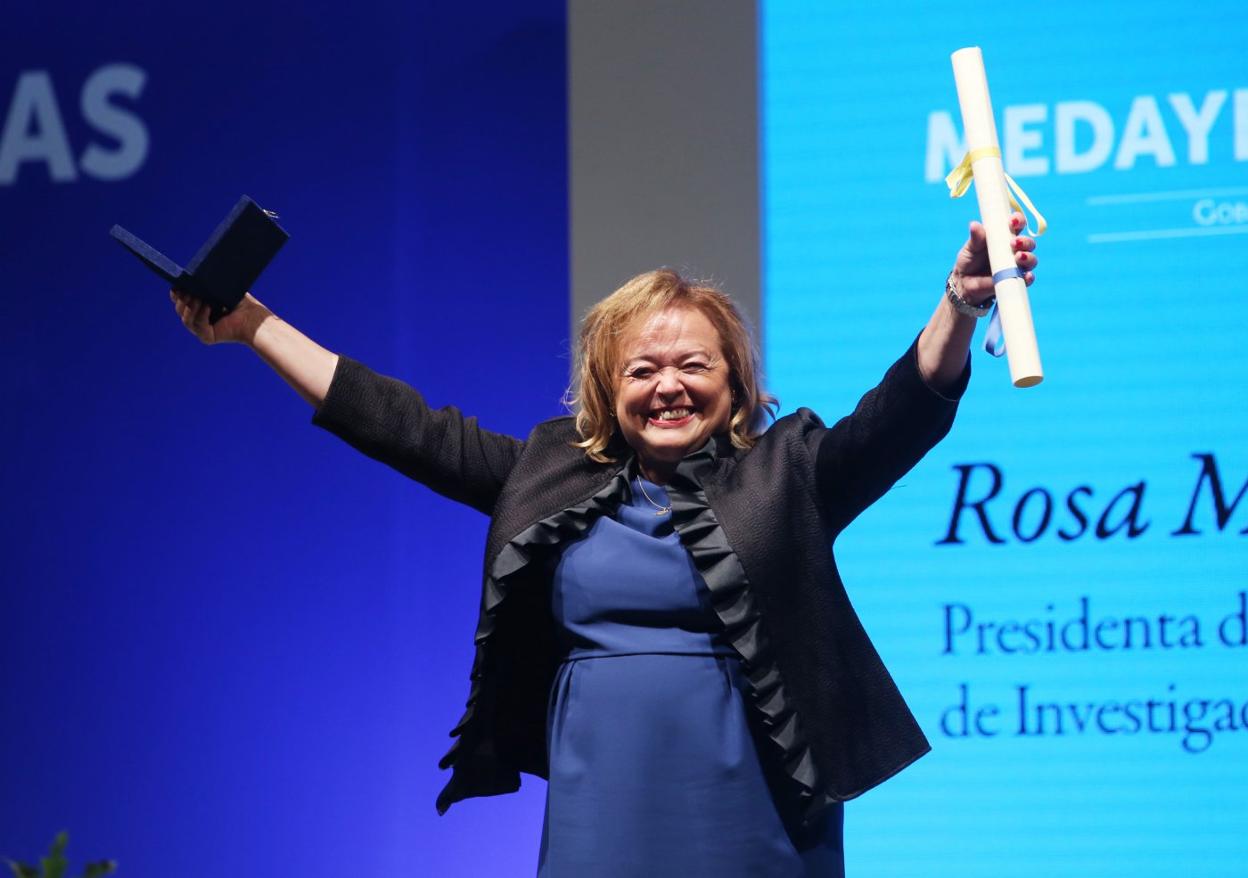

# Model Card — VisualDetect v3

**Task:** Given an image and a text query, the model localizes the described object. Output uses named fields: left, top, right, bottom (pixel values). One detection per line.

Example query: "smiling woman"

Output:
left=168, top=213, right=1037, bottom=876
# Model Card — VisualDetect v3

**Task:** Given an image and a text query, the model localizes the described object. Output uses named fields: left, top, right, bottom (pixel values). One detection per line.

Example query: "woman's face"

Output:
left=613, top=306, right=733, bottom=478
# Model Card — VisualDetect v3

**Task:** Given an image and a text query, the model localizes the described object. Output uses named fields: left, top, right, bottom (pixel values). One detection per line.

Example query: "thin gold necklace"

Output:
left=634, top=476, right=672, bottom=516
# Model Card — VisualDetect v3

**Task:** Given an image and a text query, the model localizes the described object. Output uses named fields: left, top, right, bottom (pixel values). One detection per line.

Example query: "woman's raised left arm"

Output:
left=806, top=211, right=1039, bottom=532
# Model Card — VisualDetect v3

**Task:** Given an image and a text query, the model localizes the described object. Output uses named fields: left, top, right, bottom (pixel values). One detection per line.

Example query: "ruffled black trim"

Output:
left=438, top=436, right=832, bottom=825
left=436, top=466, right=631, bottom=811
left=666, top=440, right=831, bottom=826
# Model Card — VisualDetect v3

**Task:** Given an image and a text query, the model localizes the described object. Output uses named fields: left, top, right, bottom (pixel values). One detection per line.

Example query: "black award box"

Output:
left=111, top=195, right=289, bottom=323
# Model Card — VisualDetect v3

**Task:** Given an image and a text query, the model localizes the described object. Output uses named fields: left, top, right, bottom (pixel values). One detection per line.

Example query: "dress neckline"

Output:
left=624, top=432, right=731, bottom=495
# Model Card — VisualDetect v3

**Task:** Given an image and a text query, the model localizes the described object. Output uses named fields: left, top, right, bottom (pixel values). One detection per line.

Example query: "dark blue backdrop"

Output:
left=1, top=3, right=567, bottom=874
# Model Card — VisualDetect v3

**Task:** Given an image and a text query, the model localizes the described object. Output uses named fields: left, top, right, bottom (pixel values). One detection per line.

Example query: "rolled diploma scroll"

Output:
left=951, top=47, right=1043, bottom=388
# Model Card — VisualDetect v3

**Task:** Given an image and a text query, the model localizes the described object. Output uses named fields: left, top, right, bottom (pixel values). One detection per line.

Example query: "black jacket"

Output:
left=311, top=337, right=967, bottom=825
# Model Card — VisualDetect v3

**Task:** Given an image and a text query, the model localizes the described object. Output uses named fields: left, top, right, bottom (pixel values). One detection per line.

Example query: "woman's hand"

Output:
left=169, top=289, right=273, bottom=347
left=916, top=210, right=1040, bottom=392
left=949, top=210, right=1038, bottom=305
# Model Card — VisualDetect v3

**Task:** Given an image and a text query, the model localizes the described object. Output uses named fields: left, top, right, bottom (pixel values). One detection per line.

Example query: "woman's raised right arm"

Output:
left=169, top=289, right=524, bottom=514
left=171, top=289, right=337, bottom=408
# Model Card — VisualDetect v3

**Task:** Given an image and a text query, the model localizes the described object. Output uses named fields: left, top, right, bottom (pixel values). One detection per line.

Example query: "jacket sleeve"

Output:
left=806, top=335, right=969, bottom=535
left=310, top=354, right=524, bottom=516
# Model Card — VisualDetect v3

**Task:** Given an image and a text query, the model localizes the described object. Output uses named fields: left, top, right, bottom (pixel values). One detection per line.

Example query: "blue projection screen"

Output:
left=762, top=3, right=1247, bottom=875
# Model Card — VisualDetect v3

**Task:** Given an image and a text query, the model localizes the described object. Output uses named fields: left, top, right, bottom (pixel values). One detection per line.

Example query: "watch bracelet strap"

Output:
left=945, top=271, right=993, bottom=318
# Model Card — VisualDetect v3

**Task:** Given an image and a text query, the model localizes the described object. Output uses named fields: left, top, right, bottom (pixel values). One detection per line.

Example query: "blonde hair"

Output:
left=565, top=268, right=778, bottom=463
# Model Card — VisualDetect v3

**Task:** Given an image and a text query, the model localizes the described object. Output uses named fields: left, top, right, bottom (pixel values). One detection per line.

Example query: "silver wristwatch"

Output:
left=945, top=271, right=993, bottom=318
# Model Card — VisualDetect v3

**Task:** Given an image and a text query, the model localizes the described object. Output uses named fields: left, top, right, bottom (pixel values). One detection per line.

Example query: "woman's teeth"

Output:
left=654, top=408, right=692, bottom=420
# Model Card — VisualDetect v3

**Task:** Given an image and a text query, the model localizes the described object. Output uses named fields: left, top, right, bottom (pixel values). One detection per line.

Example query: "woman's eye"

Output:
left=682, top=363, right=708, bottom=372
left=628, top=369, right=653, bottom=379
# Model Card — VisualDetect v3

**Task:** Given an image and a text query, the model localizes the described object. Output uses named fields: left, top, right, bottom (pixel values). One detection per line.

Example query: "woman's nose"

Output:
left=654, top=367, right=685, bottom=395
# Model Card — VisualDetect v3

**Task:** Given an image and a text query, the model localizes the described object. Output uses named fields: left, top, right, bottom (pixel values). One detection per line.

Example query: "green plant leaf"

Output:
left=41, top=832, right=69, bottom=878
left=82, top=861, right=117, bottom=878
left=6, top=858, right=41, bottom=878
left=42, top=854, right=67, bottom=878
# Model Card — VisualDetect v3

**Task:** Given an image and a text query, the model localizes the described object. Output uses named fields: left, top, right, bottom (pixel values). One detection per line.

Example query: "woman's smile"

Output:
left=648, top=407, right=695, bottom=427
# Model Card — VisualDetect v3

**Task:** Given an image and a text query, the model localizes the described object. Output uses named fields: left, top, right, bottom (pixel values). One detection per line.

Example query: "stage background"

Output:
left=1, top=3, right=564, bottom=875
left=763, top=2, right=1247, bottom=876
left=3, top=2, right=1245, bottom=876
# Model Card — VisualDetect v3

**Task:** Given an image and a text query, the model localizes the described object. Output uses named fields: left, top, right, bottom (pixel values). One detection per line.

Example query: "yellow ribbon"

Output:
left=945, top=146, right=1047, bottom=236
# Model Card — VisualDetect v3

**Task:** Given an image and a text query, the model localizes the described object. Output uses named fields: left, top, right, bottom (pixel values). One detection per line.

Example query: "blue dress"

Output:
left=538, top=475, right=845, bottom=877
